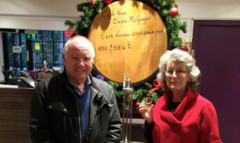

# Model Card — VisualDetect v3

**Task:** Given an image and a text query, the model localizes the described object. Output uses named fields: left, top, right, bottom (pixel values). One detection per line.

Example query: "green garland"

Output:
left=65, top=0, right=187, bottom=104
left=108, top=80, right=165, bottom=103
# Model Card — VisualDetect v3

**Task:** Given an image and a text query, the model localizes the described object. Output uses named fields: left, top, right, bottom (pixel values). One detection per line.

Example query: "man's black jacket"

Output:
left=29, top=72, right=122, bottom=143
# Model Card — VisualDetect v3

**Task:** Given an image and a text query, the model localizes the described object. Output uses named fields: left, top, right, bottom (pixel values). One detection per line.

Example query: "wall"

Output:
left=178, top=0, right=240, bottom=37
left=0, top=0, right=240, bottom=33
left=0, top=0, right=80, bottom=30
left=179, top=0, right=240, bottom=19
left=0, top=0, right=240, bottom=66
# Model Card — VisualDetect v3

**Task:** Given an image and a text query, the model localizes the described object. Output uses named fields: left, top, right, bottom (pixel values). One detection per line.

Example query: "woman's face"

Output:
left=165, top=61, right=190, bottom=92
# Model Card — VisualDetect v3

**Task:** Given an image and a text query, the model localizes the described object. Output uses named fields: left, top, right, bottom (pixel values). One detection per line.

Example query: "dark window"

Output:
left=3, top=30, right=66, bottom=71
left=6, top=33, right=25, bottom=69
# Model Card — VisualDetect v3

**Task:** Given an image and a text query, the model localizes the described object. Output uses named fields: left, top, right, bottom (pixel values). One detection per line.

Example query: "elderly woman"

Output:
left=139, top=49, right=222, bottom=143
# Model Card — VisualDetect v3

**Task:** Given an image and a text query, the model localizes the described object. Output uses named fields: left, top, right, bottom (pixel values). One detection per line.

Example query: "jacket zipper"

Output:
left=86, top=89, right=109, bottom=142
left=86, top=89, right=99, bottom=142
left=75, top=96, right=82, bottom=143
left=67, top=84, right=82, bottom=143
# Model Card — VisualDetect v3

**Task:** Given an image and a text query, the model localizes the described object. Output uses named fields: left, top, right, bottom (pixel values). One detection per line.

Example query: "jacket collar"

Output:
left=61, top=71, right=109, bottom=107
left=158, top=87, right=198, bottom=124
left=89, top=75, right=110, bottom=109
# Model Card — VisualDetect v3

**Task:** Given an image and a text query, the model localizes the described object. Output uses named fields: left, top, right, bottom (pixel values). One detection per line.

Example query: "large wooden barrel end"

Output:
left=89, top=1, right=167, bottom=84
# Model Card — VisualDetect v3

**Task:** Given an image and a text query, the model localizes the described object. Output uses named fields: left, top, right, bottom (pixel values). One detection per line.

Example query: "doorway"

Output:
left=192, top=20, right=240, bottom=142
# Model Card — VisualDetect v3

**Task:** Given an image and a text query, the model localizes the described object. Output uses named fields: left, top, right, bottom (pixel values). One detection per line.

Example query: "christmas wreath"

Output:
left=65, top=0, right=187, bottom=108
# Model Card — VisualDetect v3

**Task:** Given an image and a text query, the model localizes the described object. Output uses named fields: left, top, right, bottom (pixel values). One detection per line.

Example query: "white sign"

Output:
left=12, top=46, right=22, bottom=53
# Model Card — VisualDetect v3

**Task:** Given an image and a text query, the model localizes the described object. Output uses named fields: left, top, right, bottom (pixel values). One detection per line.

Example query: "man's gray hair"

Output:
left=63, top=36, right=95, bottom=61
left=157, top=49, right=201, bottom=91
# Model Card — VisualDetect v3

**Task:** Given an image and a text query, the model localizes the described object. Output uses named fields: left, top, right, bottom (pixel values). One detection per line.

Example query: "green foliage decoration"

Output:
left=108, top=80, right=165, bottom=104
left=65, top=0, right=104, bottom=36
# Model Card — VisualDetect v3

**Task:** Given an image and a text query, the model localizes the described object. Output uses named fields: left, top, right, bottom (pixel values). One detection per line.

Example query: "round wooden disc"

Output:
left=88, top=0, right=167, bottom=84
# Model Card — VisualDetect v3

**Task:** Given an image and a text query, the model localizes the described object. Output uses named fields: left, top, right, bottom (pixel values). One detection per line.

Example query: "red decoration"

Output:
left=135, top=101, right=140, bottom=110
left=92, top=0, right=96, bottom=5
left=148, top=79, right=164, bottom=93
left=64, top=28, right=75, bottom=39
left=103, top=0, right=112, bottom=5
left=180, top=45, right=188, bottom=51
left=169, top=7, right=178, bottom=17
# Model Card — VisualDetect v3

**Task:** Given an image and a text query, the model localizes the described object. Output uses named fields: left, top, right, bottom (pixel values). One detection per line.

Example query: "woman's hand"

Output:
left=139, top=103, right=153, bottom=124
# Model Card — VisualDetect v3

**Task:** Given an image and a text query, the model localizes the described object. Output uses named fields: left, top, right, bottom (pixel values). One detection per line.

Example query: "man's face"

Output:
left=63, top=41, right=93, bottom=84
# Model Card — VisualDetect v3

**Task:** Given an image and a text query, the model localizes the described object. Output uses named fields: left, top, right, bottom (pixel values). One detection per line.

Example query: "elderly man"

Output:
left=29, top=36, right=122, bottom=143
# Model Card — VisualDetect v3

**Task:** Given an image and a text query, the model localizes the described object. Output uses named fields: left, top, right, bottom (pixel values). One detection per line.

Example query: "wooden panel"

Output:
left=0, top=88, right=33, bottom=143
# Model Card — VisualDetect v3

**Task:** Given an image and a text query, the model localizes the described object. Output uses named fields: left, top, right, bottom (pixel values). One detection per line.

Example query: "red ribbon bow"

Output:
left=148, top=79, right=164, bottom=93
left=64, top=28, right=75, bottom=39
